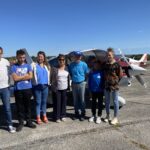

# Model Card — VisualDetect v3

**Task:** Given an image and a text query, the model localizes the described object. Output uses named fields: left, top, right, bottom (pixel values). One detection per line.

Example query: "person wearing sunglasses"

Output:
left=51, top=54, right=70, bottom=123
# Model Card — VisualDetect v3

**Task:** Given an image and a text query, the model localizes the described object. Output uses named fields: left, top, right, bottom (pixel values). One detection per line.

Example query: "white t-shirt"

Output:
left=57, top=69, right=69, bottom=90
left=0, top=58, right=10, bottom=89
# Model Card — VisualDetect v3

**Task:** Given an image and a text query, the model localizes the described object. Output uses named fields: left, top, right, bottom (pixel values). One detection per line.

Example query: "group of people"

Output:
left=0, top=47, right=123, bottom=133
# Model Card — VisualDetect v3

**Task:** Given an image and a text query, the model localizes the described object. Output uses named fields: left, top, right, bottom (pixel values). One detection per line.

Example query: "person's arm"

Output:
left=116, top=63, right=123, bottom=80
left=23, top=71, right=33, bottom=80
left=67, top=73, right=71, bottom=91
left=101, top=71, right=105, bottom=90
left=118, top=65, right=123, bottom=80
left=11, top=73, right=29, bottom=82
left=68, top=64, right=72, bottom=78
left=88, top=72, right=92, bottom=91
left=84, top=62, right=89, bottom=80
left=25, top=64, right=33, bottom=80
left=11, top=64, right=33, bottom=82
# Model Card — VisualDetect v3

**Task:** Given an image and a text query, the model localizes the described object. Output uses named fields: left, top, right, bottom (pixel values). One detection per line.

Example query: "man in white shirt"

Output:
left=0, top=47, right=15, bottom=133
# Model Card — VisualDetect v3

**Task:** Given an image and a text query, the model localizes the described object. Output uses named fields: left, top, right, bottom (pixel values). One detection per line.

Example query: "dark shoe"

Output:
left=16, top=124, right=24, bottom=132
left=26, top=121, right=36, bottom=129
left=80, top=113, right=85, bottom=121
left=72, top=112, right=79, bottom=120
left=80, top=116, right=85, bottom=121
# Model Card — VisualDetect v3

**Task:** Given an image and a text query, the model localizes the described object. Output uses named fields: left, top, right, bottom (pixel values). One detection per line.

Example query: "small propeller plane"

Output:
left=117, top=53, right=147, bottom=67
left=116, top=49, right=147, bottom=88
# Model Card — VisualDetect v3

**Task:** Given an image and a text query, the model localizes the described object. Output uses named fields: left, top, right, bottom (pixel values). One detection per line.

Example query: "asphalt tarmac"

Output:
left=0, top=66, right=150, bottom=150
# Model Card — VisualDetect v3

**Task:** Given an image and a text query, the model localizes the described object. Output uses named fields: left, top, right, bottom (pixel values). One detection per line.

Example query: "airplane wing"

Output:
left=135, top=75, right=147, bottom=88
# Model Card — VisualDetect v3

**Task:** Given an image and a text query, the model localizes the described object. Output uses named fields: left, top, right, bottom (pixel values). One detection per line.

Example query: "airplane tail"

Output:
left=139, top=54, right=147, bottom=63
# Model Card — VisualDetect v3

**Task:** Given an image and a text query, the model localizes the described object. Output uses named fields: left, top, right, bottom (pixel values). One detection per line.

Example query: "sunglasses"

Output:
left=58, top=59, right=65, bottom=61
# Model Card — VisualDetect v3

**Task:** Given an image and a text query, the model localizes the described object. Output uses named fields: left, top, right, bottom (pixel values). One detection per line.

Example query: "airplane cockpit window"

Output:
left=120, top=57, right=129, bottom=62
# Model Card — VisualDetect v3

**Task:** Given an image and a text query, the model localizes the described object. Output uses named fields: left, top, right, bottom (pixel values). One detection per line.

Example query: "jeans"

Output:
left=52, top=90, right=67, bottom=120
left=104, top=89, right=119, bottom=117
left=91, top=92, right=103, bottom=117
left=34, top=85, right=48, bottom=116
left=14, top=89, right=32, bottom=124
left=0, top=87, right=13, bottom=126
left=72, top=82, right=86, bottom=115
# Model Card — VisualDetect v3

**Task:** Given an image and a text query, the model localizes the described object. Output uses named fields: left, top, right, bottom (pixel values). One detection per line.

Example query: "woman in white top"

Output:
left=51, top=54, right=70, bottom=123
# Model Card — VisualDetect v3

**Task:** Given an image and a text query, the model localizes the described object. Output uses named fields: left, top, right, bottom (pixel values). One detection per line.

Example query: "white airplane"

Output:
left=117, top=53, right=148, bottom=67
left=117, top=49, right=147, bottom=88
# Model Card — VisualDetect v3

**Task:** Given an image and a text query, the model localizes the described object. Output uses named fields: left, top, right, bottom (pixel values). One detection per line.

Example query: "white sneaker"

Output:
left=111, top=117, right=119, bottom=125
left=56, top=119, right=61, bottom=123
left=61, top=118, right=66, bottom=122
left=96, top=117, right=101, bottom=124
left=8, top=125, right=16, bottom=133
left=89, top=116, right=95, bottom=122
left=104, top=115, right=111, bottom=123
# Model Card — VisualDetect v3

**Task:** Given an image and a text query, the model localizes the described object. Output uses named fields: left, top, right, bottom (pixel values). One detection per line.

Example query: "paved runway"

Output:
left=0, top=66, right=150, bottom=150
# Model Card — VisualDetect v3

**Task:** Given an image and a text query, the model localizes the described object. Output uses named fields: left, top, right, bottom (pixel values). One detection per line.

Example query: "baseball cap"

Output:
left=73, top=51, right=83, bottom=56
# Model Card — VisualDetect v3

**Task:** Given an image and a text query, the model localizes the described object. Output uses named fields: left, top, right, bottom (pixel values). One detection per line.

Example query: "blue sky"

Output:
left=0, top=0, right=150, bottom=57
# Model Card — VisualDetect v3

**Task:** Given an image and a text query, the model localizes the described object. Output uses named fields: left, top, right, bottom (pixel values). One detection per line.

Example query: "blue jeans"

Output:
left=104, top=89, right=119, bottom=117
left=72, top=82, right=86, bottom=115
left=0, top=87, right=13, bottom=126
left=34, top=85, right=48, bottom=116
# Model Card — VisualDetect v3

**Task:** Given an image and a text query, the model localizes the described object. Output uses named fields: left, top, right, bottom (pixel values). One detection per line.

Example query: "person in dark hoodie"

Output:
left=51, top=54, right=70, bottom=123
left=88, top=60, right=104, bottom=124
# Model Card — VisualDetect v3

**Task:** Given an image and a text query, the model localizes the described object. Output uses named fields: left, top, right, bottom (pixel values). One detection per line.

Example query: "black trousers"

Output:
left=52, top=90, right=67, bottom=120
left=91, top=92, right=103, bottom=117
left=14, top=89, right=32, bottom=124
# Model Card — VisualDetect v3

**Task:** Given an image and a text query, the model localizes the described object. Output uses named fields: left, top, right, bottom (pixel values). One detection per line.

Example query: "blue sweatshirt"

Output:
left=88, top=70, right=104, bottom=92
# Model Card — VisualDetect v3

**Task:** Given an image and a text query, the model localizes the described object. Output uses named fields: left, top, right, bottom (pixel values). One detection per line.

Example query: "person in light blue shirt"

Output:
left=69, top=51, right=89, bottom=121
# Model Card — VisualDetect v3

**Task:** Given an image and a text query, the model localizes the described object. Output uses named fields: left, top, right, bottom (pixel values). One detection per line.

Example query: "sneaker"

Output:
left=8, top=125, right=16, bottom=133
left=16, top=124, right=24, bottom=132
left=61, top=117, right=66, bottom=122
left=104, top=115, right=111, bottom=123
left=111, top=117, right=119, bottom=125
left=89, top=116, right=95, bottom=122
left=96, top=117, right=101, bottom=124
left=26, top=121, right=36, bottom=128
left=56, top=119, right=61, bottom=123
left=43, top=115, right=48, bottom=123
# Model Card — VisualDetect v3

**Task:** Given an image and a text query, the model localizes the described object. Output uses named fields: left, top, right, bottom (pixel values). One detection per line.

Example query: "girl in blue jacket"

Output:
left=88, top=60, right=104, bottom=124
